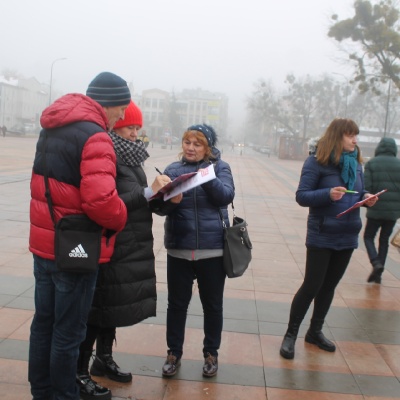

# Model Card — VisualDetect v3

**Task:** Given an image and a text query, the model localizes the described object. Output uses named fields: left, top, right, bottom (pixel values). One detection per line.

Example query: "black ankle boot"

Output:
left=76, top=375, right=111, bottom=400
left=77, top=350, right=111, bottom=399
left=90, top=354, right=132, bottom=383
left=90, top=331, right=132, bottom=383
left=305, top=319, right=336, bottom=352
left=280, top=315, right=303, bottom=359
left=367, top=259, right=384, bottom=284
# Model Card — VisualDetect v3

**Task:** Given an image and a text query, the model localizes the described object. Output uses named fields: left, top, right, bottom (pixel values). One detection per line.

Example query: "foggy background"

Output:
left=1, top=0, right=353, bottom=137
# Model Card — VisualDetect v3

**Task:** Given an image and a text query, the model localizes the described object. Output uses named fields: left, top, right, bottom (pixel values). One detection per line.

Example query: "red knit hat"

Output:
left=113, top=100, right=143, bottom=129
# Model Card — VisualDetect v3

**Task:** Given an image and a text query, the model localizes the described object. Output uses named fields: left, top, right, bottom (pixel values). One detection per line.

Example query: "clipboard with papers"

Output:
left=150, top=164, right=216, bottom=201
left=336, top=189, right=387, bottom=218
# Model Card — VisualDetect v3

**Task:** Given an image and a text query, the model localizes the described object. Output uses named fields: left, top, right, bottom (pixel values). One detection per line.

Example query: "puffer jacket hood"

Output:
left=374, top=137, right=397, bottom=157
left=365, top=137, right=400, bottom=221
left=40, top=93, right=108, bottom=131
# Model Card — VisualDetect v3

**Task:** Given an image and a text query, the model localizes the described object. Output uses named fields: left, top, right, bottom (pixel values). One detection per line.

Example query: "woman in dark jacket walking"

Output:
left=363, top=137, right=400, bottom=283
left=279, top=118, right=378, bottom=360
left=77, top=101, right=179, bottom=399
left=161, top=124, right=235, bottom=378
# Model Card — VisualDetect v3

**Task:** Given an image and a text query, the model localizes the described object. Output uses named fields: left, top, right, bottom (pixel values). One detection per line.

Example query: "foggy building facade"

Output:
left=136, top=87, right=228, bottom=142
left=0, top=77, right=228, bottom=140
left=0, top=76, right=47, bottom=134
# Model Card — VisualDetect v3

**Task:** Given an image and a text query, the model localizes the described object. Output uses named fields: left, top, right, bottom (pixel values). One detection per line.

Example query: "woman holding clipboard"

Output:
left=279, top=118, right=378, bottom=360
left=161, top=124, right=234, bottom=378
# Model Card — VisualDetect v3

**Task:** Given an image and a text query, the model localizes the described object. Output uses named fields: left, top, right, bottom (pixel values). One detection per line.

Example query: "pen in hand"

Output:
left=341, top=190, right=358, bottom=194
left=155, top=167, right=163, bottom=175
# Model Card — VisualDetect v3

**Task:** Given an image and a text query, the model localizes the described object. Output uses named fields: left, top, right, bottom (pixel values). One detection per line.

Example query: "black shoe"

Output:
left=76, top=374, right=111, bottom=400
left=280, top=333, right=296, bottom=359
left=305, top=331, right=336, bottom=352
left=367, top=266, right=383, bottom=283
left=368, top=259, right=384, bottom=283
left=202, top=353, right=218, bottom=377
left=90, top=355, right=132, bottom=383
left=162, top=353, right=181, bottom=377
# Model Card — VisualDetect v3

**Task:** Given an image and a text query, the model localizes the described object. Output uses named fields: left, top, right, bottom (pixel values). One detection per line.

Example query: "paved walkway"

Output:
left=0, top=136, right=400, bottom=400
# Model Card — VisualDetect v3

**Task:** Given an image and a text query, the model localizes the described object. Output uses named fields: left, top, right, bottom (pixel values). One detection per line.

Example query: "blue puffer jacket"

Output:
left=164, top=149, right=235, bottom=250
left=296, top=154, right=368, bottom=250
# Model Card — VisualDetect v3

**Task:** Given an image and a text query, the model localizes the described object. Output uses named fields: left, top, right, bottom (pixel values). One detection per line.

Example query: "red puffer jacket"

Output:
left=29, top=93, right=127, bottom=263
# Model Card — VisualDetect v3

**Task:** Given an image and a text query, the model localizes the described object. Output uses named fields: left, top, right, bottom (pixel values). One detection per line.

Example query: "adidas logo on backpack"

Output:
left=69, top=244, right=88, bottom=258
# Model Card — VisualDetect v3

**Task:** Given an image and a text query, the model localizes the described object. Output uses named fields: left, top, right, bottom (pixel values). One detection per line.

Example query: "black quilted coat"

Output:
left=88, top=154, right=158, bottom=328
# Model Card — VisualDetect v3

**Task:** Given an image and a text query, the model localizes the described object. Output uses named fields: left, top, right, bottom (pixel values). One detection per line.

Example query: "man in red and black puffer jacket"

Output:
left=28, top=72, right=130, bottom=400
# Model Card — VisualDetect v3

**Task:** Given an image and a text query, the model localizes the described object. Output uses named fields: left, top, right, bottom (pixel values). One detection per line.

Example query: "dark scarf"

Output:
left=337, top=149, right=358, bottom=190
left=108, top=131, right=149, bottom=167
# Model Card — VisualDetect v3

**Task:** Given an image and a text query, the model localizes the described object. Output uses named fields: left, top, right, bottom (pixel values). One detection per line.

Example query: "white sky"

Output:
left=1, top=0, right=355, bottom=132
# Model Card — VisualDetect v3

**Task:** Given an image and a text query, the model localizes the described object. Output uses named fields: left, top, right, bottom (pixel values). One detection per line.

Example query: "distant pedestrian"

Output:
left=2, top=125, right=6, bottom=137
left=363, top=137, right=400, bottom=283
left=138, top=130, right=150, bottom=148
left=138, top=130, right=150, bottom=166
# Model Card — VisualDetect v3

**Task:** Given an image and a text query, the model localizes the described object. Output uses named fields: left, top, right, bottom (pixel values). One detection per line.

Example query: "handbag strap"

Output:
left=219, top=202, right=235, bottom=228
left=42, top=131, right=56, bottom=227
left=230, top=202, right=236, bottom=218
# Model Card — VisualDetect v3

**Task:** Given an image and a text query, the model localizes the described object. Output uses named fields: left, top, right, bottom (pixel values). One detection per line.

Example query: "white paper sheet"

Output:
left=164, top=164, right=216, bottom=200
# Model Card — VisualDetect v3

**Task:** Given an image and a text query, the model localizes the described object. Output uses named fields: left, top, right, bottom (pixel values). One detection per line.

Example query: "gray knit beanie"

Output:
left=86, top=72, right=131, bottom=107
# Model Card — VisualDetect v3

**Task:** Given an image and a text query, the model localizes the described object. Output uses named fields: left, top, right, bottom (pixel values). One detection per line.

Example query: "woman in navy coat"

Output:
left=161, top=124, right=235, bottom=378
left=279, top=118, right=378, bottom=360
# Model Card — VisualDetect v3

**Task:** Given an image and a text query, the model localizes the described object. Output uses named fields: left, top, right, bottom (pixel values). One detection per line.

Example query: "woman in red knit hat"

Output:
left=77, top=101, right=182, bottom=399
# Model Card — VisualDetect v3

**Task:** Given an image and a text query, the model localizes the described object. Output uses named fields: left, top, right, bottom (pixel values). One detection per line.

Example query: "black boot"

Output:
left=367, top=259, right=384, bottom=284
left=77, top=350, right=111, bottom=400
left=90, top=331, right=132, bottom=383
left=305, top=319, right=336, bottom=352
left=279, top=316, right=303, bottom=359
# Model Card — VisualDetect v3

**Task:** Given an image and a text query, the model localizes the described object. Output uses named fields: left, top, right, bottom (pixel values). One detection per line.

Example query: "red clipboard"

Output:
left=336, top=189, right=387, bottom=218
left=149, top=172, right=197, bottom=200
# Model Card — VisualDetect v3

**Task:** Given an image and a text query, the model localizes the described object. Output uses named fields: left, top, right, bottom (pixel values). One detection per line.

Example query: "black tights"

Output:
left=79, top=324, right=116, bottom=353
left=290, top=247, right=353, bottom=321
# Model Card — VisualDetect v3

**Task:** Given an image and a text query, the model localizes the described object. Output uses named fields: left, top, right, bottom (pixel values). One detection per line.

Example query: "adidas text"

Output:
left=69, top=244, right=88, bottom=258
left=69, top=253, right=88, bottom=258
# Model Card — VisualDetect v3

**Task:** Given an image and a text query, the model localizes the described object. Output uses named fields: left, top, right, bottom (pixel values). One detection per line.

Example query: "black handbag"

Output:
left=42, top=132, right=102, bottom=273
left=220, top=203, right=252, bottom=278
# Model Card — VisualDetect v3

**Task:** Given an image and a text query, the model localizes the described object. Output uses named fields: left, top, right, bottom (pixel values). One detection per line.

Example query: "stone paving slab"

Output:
left=1, top=136, right=400, bottom=399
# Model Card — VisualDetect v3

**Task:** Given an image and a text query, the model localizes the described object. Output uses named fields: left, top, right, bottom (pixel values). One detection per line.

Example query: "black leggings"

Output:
left=290, top=247, right=353, bottom=321
left=79, top=324, right=116, bottom=353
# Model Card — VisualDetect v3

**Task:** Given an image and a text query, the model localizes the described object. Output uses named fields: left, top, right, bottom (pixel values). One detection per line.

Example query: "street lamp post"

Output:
left=363, top=74, right=392, bottom=137
left=332, top=72, right=349, bottom=117
left=383, top=80, right=391, bottom=137
left=49, top=58, right=67, bottom=105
